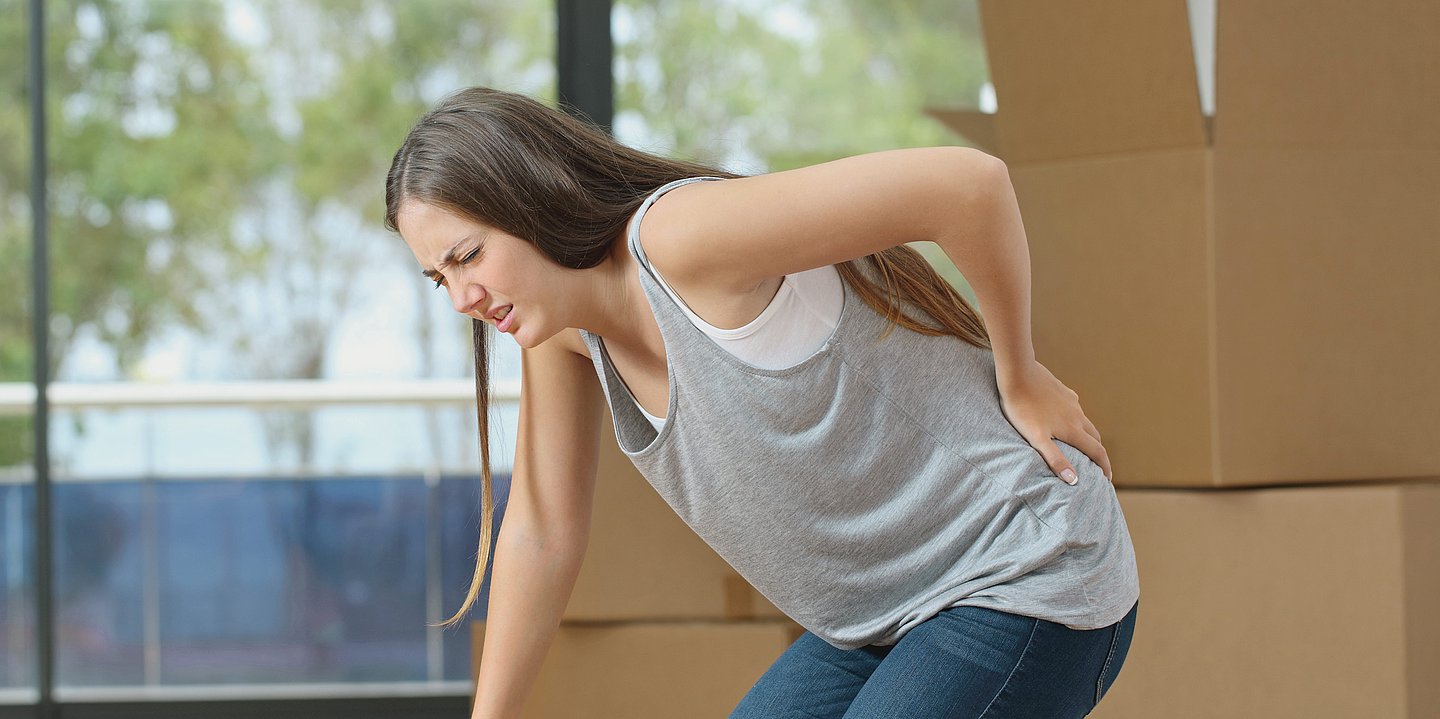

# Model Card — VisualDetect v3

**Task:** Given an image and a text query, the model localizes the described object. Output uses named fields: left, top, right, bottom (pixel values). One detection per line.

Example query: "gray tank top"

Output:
left=578, top=177, right=1140, bottom=650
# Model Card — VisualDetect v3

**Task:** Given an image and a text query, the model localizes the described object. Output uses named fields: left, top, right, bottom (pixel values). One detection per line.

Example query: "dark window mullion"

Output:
left=556, top=0, right=614, bottom=133
left=27, top=0, right=54, bottom=715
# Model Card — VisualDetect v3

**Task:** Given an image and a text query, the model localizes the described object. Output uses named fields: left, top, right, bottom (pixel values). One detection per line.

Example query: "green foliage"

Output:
left=615, top=0, right=987, bottom=288
left=31, top=0, right=280, bottom=378
left=215, top=0, right=553, bottom=386
left=281, top=0, right=554, bottom=225
left=0, top=0, right=987, bottom=469
left=0, top=0, right=550, bottom=467
left=616, top=0, right=987, bottom=170
left=1, top=0, right=33, bottom=387
left=1, top=0, right=33, bottom=469
left=0, top=0, right=554, bottom=387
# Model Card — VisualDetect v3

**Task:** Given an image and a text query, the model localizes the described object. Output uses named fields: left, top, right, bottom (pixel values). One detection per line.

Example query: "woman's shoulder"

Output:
left=636, top=147, right=1003, bottom=293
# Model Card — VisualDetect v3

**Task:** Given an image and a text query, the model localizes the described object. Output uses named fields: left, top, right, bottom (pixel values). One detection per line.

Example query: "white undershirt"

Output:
left=622, top=259, right=844, bottom=430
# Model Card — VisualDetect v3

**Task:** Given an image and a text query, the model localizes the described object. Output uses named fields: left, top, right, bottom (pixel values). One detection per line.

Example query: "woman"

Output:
left=385, top=87, right=1139, bottom=719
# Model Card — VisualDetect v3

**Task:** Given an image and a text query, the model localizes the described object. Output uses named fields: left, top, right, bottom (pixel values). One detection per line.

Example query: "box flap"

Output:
left=1217, top=1, right=1440, bottom=149
left=978, top=0, right=1207, bottom=164
left=924, top=107, right=1001, bottom=156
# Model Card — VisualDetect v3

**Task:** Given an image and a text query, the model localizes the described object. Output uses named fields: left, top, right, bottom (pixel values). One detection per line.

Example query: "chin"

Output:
left=510, top=324, right=552, bottom=350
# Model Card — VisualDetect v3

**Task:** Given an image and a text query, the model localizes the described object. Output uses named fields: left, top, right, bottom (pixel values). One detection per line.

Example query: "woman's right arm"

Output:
left=471, top=329, right=605, bottom=719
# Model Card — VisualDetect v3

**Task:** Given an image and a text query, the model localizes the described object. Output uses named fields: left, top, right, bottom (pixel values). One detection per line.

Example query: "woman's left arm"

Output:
left=944, top=167, right=1113, bottom=484
left=641, top=146, right=1112, bottom=483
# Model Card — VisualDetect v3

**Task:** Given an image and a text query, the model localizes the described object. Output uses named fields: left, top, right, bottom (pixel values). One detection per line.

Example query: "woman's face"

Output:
left=395, top=199, right=564, bottom=348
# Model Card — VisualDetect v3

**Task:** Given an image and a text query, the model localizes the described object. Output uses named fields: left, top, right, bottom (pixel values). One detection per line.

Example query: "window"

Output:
left=29, top=0, right=551, bottom=698
left=614, top=0, right=990, bottom=295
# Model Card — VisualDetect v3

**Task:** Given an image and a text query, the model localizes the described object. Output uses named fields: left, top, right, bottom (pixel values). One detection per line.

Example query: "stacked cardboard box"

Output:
left=1106, top=484, right=1440, bottom=717
left=471, top=412, right=800, bottom=717
left=930, top=1, right=1440, bottom=716
left=560, top=420, right=786, bottom=623
left=471, top=620, right=804, bottom=719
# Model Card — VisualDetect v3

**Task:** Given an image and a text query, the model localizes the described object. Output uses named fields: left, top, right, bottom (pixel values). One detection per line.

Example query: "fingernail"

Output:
left=1061, top=468, right=1077, bottom=484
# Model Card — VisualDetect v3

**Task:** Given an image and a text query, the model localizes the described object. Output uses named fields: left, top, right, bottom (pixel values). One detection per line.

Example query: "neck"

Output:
left=567, top=234, right=661, bottom=357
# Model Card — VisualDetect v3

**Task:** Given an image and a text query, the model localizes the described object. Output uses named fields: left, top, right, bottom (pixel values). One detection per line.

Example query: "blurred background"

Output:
left=1, top=0, right=991, bottom=716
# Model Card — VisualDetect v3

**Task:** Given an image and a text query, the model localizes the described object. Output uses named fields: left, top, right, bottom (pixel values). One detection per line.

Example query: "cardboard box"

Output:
left=974, top=0, right=1206, bottom=164
left=1007, top=146, right=1440, bottom=488
left=474, top=485, right=1440, bottom=718
left=928, top=1, right=1440, bottom=487
left=923, top=108, right=1000, bottom=155
left=1217, top=0, right=1438, bottom=150
left=1007, top=148, right=1214, bottom=487
left=1093, top=482, right=1440, bottom=718
left=564, top=412, right=785, bottom=620
left=471, top=620, right=804, bottom=718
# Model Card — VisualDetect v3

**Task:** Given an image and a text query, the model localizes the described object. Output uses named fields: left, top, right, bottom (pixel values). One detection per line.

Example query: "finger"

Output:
left=1078, top=417, right=1112, bottom=480
left=1037, top=438, right=1079, bottom=485
left=1067, top=429, right=1113, bottom=482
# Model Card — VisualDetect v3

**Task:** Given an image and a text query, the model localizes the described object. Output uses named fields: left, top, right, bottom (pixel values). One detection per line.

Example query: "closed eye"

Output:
left=429, top=247, right=482, bottom=289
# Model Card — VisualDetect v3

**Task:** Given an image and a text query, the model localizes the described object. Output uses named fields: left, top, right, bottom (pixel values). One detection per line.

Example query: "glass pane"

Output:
left=440, top=472, right=508, bottom=681
left=49, top=404, right=515, bottom=686
left=0, top=485, right=35, bottom=697
left=155, top=476, right=428, bottom=683
left=614, top=0, right=989, bottom=298
left=45, top=0, right=552, bottom=692
left=0, top=0, right=36, bottom=700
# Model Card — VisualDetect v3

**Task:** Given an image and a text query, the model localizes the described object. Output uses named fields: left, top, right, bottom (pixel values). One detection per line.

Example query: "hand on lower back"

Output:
left=997, top=359, right=1113, bottom=484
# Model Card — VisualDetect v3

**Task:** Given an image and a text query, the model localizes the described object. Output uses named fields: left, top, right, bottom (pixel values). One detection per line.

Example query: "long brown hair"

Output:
left=384, top=87, right=990, bottom=629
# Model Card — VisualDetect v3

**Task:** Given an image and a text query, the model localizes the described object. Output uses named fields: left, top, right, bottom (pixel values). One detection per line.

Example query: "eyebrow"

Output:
left=420, top=235, right=476, bottom=281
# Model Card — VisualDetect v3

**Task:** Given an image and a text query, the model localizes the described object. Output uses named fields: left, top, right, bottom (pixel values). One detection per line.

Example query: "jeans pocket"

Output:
left=1094, top=600, right=1138, bottom=706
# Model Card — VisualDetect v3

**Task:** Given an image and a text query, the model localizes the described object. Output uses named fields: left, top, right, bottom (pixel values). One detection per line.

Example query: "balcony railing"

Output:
left=0, top=379, right=520, bottom=699
left=0, top=379, right=521, bottom=415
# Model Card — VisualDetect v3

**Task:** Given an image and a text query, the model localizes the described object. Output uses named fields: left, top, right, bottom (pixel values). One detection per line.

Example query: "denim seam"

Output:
left=1095, top=623, right=1123, bottom=705
left=976, top=617, right=1040, bottom=719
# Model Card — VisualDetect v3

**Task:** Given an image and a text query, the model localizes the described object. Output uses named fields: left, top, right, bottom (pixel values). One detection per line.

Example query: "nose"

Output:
left=450, top=282, right=487, bottom=316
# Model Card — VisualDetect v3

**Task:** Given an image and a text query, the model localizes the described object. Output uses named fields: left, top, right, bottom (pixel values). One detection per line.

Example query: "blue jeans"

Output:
left=730, top=599, right=1138, bottom=718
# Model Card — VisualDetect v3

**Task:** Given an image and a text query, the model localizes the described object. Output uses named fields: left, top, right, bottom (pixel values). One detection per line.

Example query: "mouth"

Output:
left=484, top=304, right=512, bottom=321
left=494, top=305, right=516, bottom=333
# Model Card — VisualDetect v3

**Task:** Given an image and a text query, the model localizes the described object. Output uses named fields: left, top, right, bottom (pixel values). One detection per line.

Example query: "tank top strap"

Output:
left=627, top=176, right=727, bottom=279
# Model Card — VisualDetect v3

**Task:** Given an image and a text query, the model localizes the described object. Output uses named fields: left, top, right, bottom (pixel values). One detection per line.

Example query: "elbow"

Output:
left=942, top=145, right=1009, bottom=191
left=496, top=524, right=590, bottom=577
left=496, top=506, right=592, bottom=561
left=965, top=146, right=1009, bottom=185
left=943, top=147, right=1011, bottom=216
left=969, top=149, right=1014, bottom=216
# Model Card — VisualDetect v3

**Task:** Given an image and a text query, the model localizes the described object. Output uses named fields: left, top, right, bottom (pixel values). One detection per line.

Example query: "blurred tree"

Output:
left=0, top=0, right=278, bottom=468
left=43, top=0, right=280, bottom=374
left=0, top=0, right=989, bottom=468
left=0, top=0, right=551, bottom=471
left=219, top=0, right=551, bottom=469
left=211, top=0, right=552, bottom=657
left=614, top=0, right=988, bottom=295
left=0, top=0, right=31, bottom=382
left=617, top=0, right=986, bottom=168
left=0, top=0, right=33, bottom=467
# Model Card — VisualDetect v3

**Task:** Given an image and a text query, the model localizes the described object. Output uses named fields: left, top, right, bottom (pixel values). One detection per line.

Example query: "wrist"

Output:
left=994, top=353, right=1037, bottom=388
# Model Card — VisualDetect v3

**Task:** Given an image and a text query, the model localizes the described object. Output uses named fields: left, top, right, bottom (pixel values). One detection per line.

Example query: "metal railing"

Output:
left=1, top=378, right=522, bottom=700
left=0, top=379, right=521, bottom=415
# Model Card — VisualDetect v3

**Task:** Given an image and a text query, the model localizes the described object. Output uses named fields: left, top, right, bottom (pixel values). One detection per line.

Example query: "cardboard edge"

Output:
left=469, top=618, right=807, bottom=709
left=923, top=107, right=1001, bottom=157
left=1201, top=146, right=1222, bottom=487
left=975, top=0, right=1208, bottom=164
left=1402, top=482, right=1440, bottom=715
